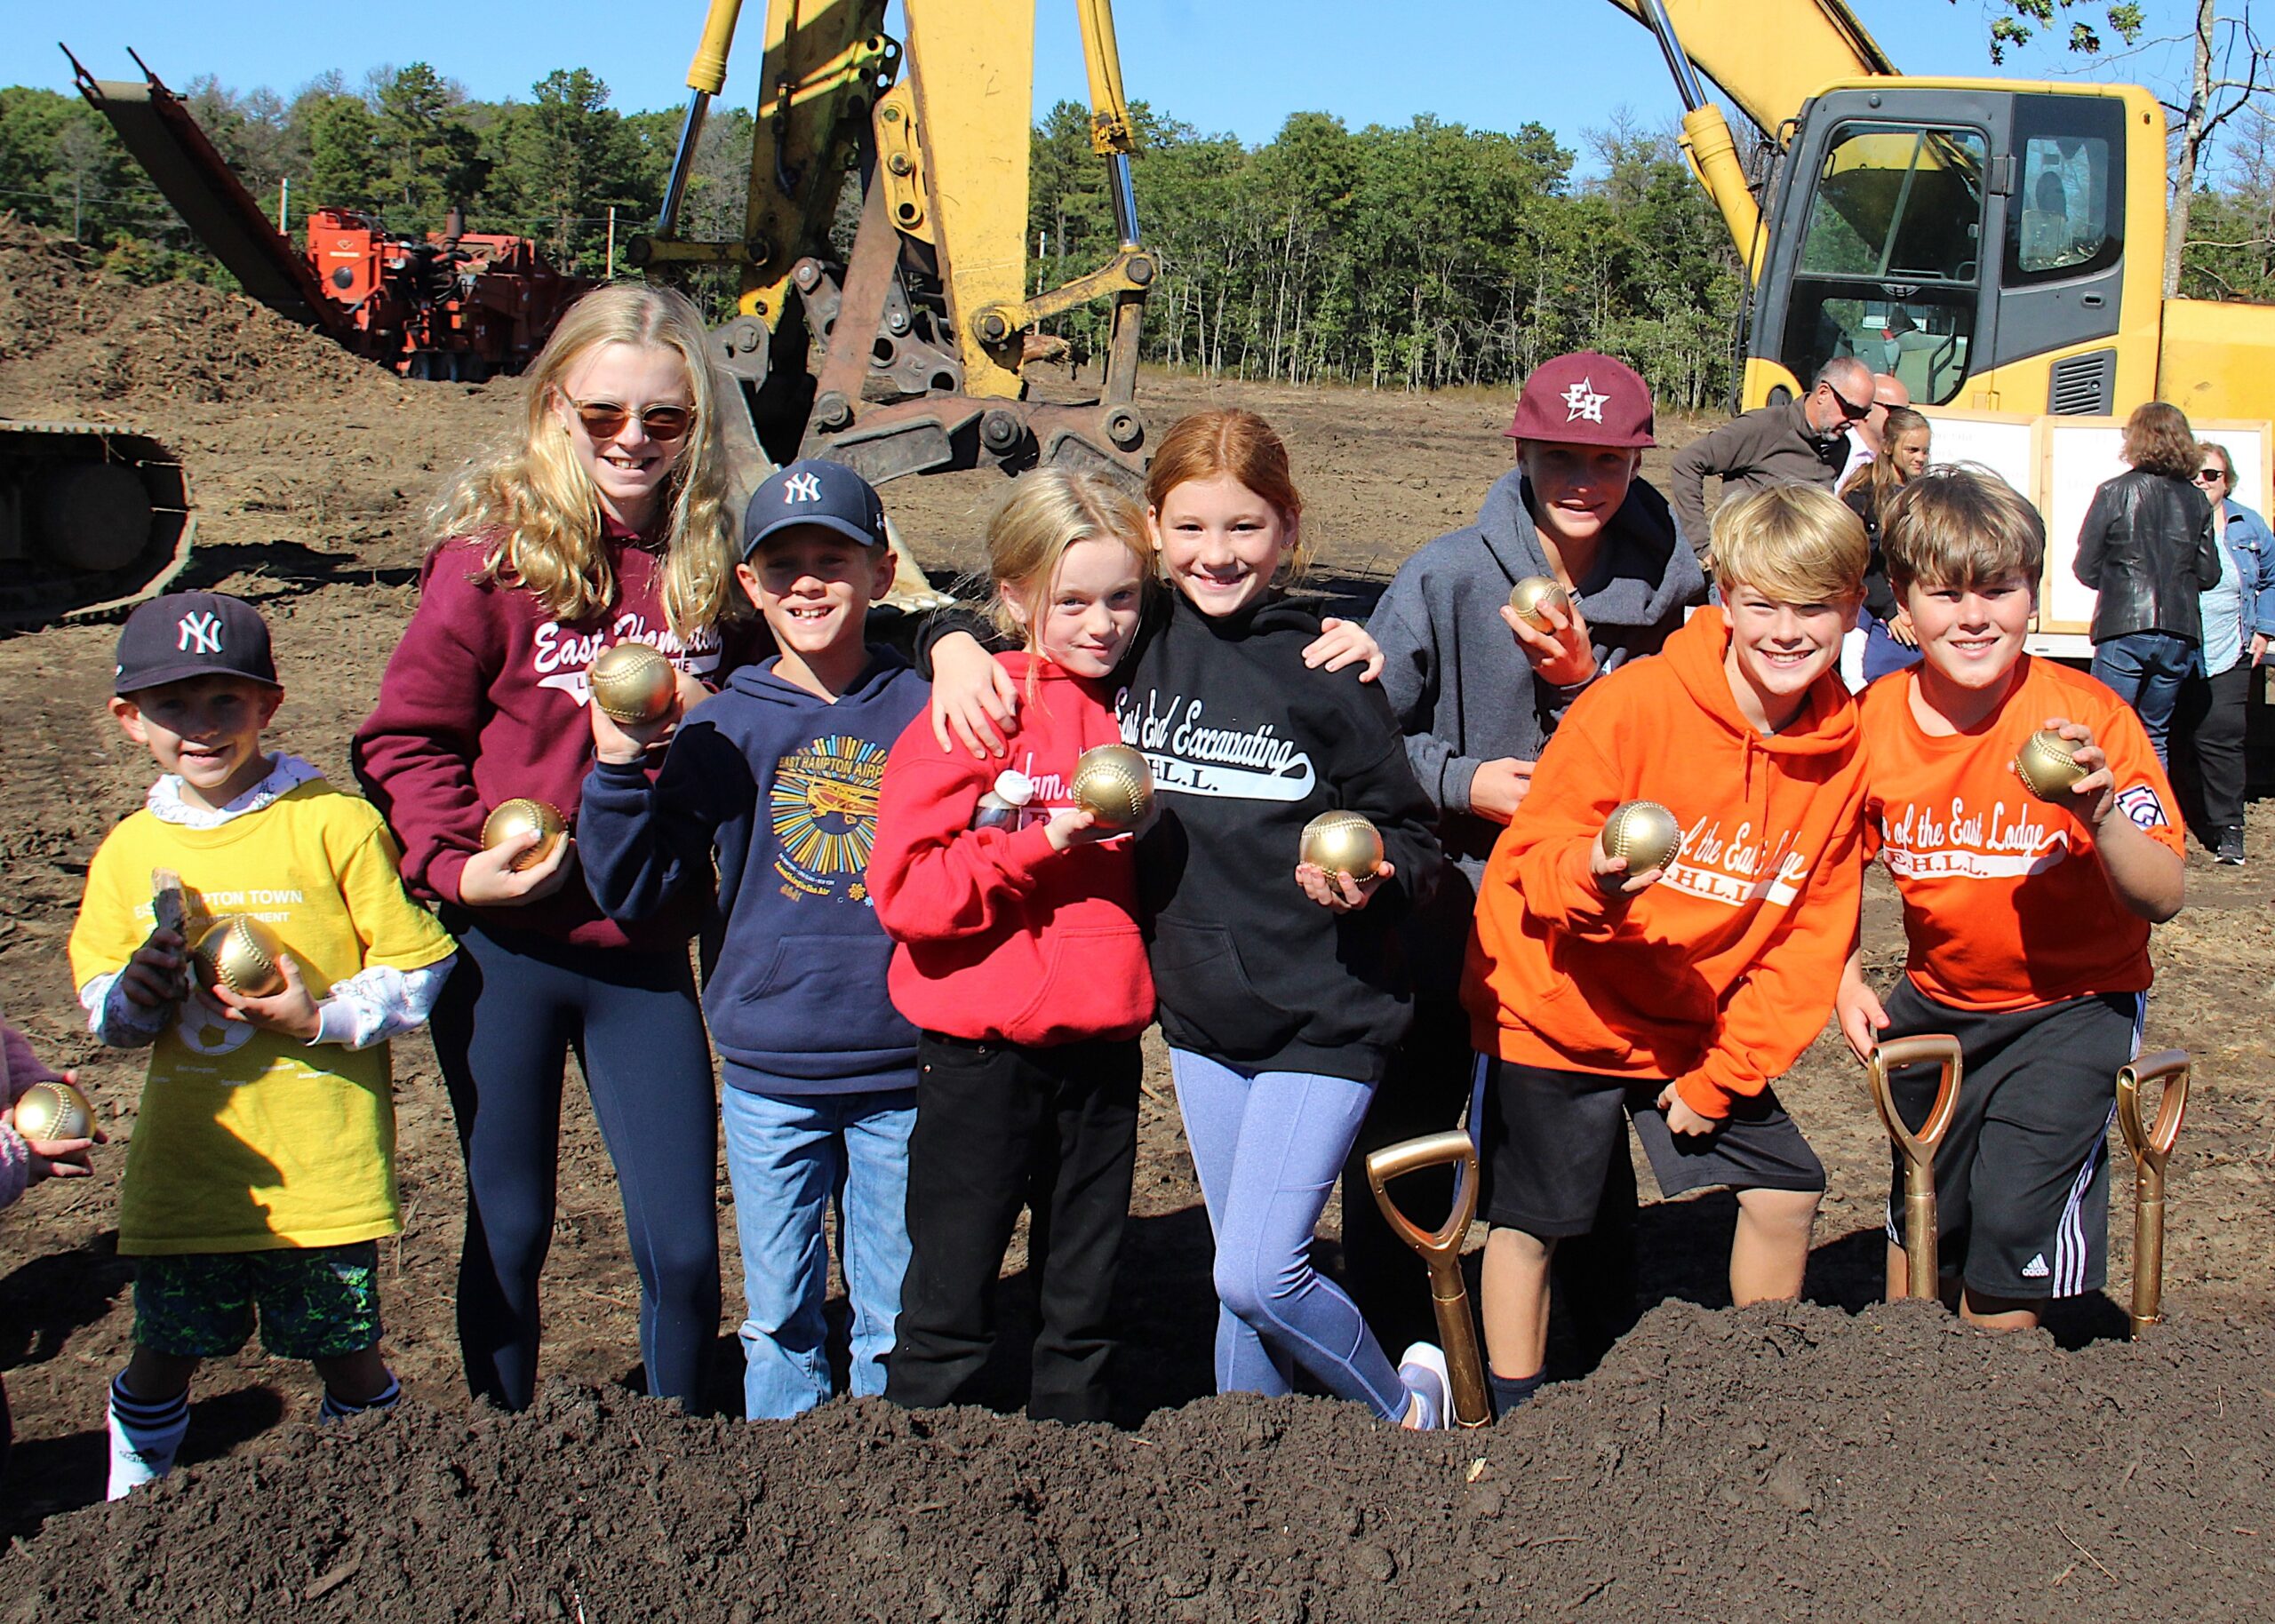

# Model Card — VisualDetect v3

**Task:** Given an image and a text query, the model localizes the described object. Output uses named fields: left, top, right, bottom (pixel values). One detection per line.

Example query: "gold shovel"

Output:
left=1865, top=1035, right=1964, bottom=1301
left=2115, top=1050, right=2191, bottom=1339
left=1365, top=1129, right=1492, bottom=1428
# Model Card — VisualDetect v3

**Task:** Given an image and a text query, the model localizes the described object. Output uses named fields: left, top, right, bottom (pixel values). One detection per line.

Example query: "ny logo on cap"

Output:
left=1561, top=379, right=1608, bottom=424
left=784, top=472, right=823, bottom=504
left=178, top=610, right=224, bottom=655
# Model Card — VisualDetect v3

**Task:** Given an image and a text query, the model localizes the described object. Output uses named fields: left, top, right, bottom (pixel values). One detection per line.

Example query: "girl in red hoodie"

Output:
left=354, top=284, right=761, bottom=1412
left=867, top=469, right=1156, bottom=1423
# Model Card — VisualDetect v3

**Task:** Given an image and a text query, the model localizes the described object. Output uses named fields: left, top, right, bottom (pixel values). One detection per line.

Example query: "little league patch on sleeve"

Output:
left=2116, top=784, right=2169, bottom=830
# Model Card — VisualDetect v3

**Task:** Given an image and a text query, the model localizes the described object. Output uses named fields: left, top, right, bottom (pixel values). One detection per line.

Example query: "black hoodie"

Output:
left=1120, top=593, right=1441, bottom=1082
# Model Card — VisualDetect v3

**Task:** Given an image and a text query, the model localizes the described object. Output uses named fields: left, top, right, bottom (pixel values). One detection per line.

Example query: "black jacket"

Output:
left=2073, top=468, right=2220, bottom=643
left=1122, top=593, right=1442, bottom=1081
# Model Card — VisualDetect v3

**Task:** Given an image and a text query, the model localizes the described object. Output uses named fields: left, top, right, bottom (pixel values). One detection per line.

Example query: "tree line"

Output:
left=4, top=60, right=2273, bottom=407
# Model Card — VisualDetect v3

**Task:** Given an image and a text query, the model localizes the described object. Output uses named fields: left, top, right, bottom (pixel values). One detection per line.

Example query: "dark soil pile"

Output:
left=0, top=220, right=404, bottom=415
left=12, top=1300, right=2269, bottom=1623
left=11, top=282, right=406, bottom=412
left=0, top=217, right=104, bottom=362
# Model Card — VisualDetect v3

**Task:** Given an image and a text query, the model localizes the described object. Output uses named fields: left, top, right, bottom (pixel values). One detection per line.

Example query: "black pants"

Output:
left=886, top=1033, right=1139, bottom=1423
left=2174, top=662, right=2250, bottom=836
left=1340, top=998, right=1638, bottom=1362
left=430, top=921, right=721, bottom=1413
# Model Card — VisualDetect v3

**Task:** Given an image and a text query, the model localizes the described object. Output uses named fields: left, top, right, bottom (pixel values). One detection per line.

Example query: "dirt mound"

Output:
left=0, top=219, right=405, bottom=417
left=20, top=283, right=406, bottom=412
left=0, top=217, right=112, bottom=362
left=11, top=1300, right=2269, bottom=1622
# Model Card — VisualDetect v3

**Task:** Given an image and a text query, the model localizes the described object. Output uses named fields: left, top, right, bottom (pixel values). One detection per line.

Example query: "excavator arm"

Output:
left=1600, top=0, right=1895, bottom=137
left=637, top=0, right=1151, bottom=507
left=1602, top=0, right=1896, bottom=283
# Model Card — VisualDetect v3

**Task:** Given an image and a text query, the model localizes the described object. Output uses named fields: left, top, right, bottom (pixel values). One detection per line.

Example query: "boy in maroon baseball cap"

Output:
left=1342, top=351, right=1705, bottom=1398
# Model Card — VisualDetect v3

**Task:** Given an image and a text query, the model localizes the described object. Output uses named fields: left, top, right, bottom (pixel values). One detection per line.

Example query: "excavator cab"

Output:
left=1744, top=85, right=2143, bottom=417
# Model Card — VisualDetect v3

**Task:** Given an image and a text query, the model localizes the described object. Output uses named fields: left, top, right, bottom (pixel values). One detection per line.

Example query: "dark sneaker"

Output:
left=2217, top=828, right=2246, bottom=865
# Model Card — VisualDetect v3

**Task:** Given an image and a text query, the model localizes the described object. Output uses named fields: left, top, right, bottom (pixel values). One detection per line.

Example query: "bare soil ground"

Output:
left=2, top=225, right=2271, bottom=1620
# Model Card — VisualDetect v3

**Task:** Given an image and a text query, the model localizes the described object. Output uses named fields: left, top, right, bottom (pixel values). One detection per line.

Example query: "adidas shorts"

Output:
left=1879, top=981, right=2142, bottom=1301
left=1478, top=1056, right=1824, bottom=1237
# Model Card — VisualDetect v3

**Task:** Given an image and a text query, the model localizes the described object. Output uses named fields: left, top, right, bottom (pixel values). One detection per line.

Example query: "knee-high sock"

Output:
left=108, top=1373, right=189, bottom=1500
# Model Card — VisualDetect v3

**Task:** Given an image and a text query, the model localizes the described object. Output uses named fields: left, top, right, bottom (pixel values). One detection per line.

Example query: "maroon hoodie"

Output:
left=353, top=529, right=762, bottom=951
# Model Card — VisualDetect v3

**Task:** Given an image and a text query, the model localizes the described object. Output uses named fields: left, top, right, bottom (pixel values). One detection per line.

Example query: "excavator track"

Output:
left=0, top=420, right=196, bottom=630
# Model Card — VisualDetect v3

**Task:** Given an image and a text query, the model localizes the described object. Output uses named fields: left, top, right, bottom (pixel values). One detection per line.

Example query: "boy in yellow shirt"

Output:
left=68, top=593, right=456, bottom=1498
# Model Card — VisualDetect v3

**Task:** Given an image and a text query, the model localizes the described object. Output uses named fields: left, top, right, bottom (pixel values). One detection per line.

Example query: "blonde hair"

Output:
left=986, top=469, right=1152, bottom=658
left=1146, top=409, right=1312, bottom=583
left=1709, top=484, right=1868, bottom=605
left=429, top=283, right=738, bottom=642
left=1882, top=464, right=2046, bottom=593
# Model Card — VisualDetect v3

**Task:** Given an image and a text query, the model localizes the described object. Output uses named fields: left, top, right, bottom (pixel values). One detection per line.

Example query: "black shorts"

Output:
left=1879, top=980, right=2142, bottom=1301
left=1478, top=1057, right=1825, bottom=1237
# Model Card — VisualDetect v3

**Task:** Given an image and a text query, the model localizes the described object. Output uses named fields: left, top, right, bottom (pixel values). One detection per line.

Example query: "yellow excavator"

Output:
left=635, top=0, right=1151, bottom=607
left=1613, top=0, right=2275, bottom=420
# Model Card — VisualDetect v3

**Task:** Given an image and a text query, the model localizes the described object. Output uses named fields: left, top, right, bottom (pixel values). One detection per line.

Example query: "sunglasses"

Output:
left=2194, top=467, right=2228, bottom=485
left=568, top=398, right=696, bottom=442
left=1822, top=381, right=1873, bottom=422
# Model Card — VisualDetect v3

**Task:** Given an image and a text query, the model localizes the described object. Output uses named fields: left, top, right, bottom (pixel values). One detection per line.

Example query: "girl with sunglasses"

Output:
left=355, top=283, right=762, bottom=1412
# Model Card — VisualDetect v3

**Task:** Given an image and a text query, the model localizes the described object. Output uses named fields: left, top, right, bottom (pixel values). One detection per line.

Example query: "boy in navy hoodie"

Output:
left=580, top=459, right=929, bottom=1420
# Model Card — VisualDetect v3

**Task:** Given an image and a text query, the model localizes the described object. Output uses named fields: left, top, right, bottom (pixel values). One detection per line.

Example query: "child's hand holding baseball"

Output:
left=1589, top=836, right=1664, bottom=901
left=1294, top=860, right=1394, bottom=912
left=203, top=953, right=323, bottom=1042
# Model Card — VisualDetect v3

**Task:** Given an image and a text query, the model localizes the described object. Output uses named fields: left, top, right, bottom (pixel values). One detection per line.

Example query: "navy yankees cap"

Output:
left=115, top=591, right=278, bottom=697
left=742, top=458, right=890, bottom=559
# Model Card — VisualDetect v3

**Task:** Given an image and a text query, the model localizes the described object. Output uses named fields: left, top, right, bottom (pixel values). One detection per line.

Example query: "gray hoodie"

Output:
left=1370, top=469, right=1704, bottom=992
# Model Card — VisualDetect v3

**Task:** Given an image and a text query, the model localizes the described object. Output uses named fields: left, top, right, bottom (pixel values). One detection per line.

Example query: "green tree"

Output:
left=373, top=63, right=487, bottom=229
left=305, top=92, right=384, bottom=214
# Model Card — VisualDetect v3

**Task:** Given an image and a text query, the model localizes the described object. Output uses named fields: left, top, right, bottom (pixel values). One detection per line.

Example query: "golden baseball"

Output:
left=191, top=915, right=289, bottom=999
left=589, top=643, right=678, bottom=725
left=1072, top=744, right=1153, bottom=829
left=482, top=799, right=569, bottom=872
left=1300, top=810, right=1385, bottom=880
left=13, top=1079, right=93, bottom=1142
left=2014, top=728, right=2087, bottom=800
left=1601, top=800, right=1681, bottom=875
left=1507, top=576, right=1571, bottom=632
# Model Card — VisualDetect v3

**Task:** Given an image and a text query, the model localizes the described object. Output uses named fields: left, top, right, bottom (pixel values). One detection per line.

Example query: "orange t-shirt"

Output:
left=1859, top=656, right=2182, bottom=1012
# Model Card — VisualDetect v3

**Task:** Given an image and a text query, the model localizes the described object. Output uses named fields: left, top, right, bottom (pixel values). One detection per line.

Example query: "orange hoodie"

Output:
left=1462, top=606, right=1865, bottom=1118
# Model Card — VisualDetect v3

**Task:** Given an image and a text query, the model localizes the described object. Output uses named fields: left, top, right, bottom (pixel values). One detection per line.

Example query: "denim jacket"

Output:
left=2212, top=500, right=2275, bottom=674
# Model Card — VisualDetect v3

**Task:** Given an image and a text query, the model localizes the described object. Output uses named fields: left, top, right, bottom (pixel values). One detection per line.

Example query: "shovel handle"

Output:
left=2116, top=1050, right=2189, bottom=1178
left=1866, top=1033, right=1963, bottom=1302
left=1366, top=1130, right=1491, bottom=1428
left=1865, top=1033, right=1964, bottom=1171
left=2116, top=1050, right=2188, bottom=1338
left=1364, top=1129, right=1478, bottom=1258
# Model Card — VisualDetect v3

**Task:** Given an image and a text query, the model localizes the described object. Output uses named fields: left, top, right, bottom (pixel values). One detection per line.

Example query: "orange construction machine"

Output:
left=70, top=49, right=587, bottom=382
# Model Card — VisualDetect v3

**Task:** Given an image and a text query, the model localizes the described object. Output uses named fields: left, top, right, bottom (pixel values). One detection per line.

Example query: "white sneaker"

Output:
left=1397, top=1341, right=1453, bottom=1430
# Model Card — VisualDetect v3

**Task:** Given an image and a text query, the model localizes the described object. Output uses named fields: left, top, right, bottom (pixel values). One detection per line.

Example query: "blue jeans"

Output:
left=1169, top=1049, right=1409, bottom=1421
left=2090, top=631, right=2199, bottom=767
left=720, top=1084, right=916, bottom=1420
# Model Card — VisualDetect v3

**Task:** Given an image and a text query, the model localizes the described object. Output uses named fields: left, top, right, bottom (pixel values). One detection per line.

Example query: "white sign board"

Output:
left=1917, top=410, right=2275, bottom=641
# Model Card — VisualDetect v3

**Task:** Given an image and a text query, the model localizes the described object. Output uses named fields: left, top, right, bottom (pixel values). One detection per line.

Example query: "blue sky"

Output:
left=9, top=3, right=2228, bottom=163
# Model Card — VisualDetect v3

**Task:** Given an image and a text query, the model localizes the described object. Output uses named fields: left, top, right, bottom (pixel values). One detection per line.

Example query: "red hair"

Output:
left=1145, top=409, right=1308, bottom=577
